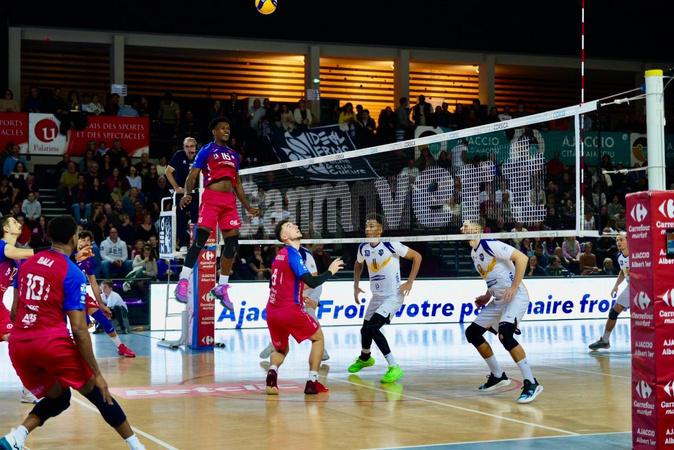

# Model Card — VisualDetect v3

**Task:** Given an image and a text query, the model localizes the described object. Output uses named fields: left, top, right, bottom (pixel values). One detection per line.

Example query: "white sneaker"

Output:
left=20, top=388, right=39, bottom=404
left=0, top=431, right=23, bottom=450
left=123, top=281, right=131, bottom=292
left=259, top=343, right=274, bottom=359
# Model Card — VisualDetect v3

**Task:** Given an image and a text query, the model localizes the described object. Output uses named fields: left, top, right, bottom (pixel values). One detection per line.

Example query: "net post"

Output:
left=574, top=113, right=582, bottom=232
left=645, top=69, right=666, bottom=190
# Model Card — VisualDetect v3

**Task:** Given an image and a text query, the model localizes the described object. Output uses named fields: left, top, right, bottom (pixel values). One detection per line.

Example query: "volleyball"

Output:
left=255, top=0, right=277, bottom=15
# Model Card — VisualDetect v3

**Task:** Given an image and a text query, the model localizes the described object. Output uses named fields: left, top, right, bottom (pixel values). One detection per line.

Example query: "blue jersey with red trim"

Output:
left=267, top=246, right=309, bottom=308
left=193, top=142, right=241, bottom=187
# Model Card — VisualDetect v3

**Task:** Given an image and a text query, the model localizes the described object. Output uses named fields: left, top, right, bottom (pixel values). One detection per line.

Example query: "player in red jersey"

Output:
left=264, top=219, right=344, bottom=395
left=175, top=118, right=259, bottom=309
left=0, top=216, right=145, bottom=450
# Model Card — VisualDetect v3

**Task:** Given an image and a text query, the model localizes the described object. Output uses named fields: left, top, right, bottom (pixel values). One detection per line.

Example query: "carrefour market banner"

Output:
left=415, top=126, right=632, bottom=166
left=0, top=112, right=28, bottom=152
left=151, top=277, right=624, bottom=331
left=24, top=113, right=149, bottom=156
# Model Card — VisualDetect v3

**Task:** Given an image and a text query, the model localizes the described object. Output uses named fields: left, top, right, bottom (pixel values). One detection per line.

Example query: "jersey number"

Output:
left=25, top=274, right=46, bottom=301
left=271, top=268, right=279, bottom=286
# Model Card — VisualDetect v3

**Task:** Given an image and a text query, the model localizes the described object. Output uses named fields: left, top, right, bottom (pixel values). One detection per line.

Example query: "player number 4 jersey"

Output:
left=357, top=242, right=409, bottom=297
left=471, top=240, right=518, bottom=300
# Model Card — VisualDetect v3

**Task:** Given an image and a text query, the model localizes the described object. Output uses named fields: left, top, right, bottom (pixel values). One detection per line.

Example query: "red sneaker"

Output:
left=266, top=369, right=279, bottom=395
left=118, top=344, right=136, bottom=358
left=304, top=380, right=329, bottom=395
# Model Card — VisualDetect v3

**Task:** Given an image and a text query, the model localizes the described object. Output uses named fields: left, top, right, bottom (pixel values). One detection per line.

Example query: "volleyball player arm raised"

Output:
left=503, top=249, right=528, bottom=302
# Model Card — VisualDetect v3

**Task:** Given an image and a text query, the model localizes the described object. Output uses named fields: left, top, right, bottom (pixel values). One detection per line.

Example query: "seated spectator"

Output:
left=100, top=227, right=132, bottom=278
left=280, top=104, right=296, bottom=131
left=130, top=238, right=145, bottom=259
left=0, top=178, right=14, bottom=215
left=90, top=177, right=110, bottom=204
left=0, top=89, right=20, bottom=112
left=135, top=153, right=152, bottom=178
left=9, top=162, right=30, bottom=201
left=117, top=214, right=136, bottom=249
left=156, top=156, right=169, bottom=177
left=70, top=174, right=91, bottom=224
left=248, top=246, right=271, bottom=280
left=526, top=255, right=546, bottom=277
left=293, top=99, right=312, bottom=130
left=546, top=256, right=568, bottom=277
left=101, top=281, right=129, bottom=334
left=123, top=245, right=158, bottom=293
left=3, top=143, right=27, bottom=177
left=532, top=242, right=549, bottom=267
left=81, top=93, right=105, bottom=115
left=598, top=257, right=618, bottom=276
left=583, top=210, right=596, bottom=230
left=142, top=164, right=159, bottom=194
left=562, top=236, right=581, bottom=273
left=311, top=244, right=332, bottom=273
left=29, top=215, right=48, bottom=248
left=135, top=214, right=157, bottom=242
left=126, top=166, right=142, bottom=191
left=58, top=161, right=79, bottom=205
left=579, top=241, right=599, bottom=275
left=21, top=191, right=41, bottom=224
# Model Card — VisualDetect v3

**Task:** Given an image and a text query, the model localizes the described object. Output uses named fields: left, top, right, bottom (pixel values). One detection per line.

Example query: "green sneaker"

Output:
left=380, top=365, right=404, bottom=383
left=348, top=356, right=375, bottom=373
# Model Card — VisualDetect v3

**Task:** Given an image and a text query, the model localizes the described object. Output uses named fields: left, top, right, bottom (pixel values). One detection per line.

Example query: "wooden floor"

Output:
left=0, top=319, right=632, bottom=450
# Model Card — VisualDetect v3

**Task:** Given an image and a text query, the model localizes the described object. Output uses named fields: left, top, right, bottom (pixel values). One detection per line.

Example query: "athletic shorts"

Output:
left=365, top=294, right=404, bottom=322
left=266, top=305, right=319, bottom=350
left=197, top=189, right=241, bottom=231
left=616, top=286, right=630, bottom=309
left=9, top=335, right=93, bottom=398
left=474, top=285, right=530, bottom=330
left=85, top=294, right=98, bottom=311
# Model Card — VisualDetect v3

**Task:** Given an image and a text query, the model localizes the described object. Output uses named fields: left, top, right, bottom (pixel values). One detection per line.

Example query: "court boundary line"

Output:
left=364, top=430, right=631, bottom=449
left=71, top=396, right=179, bottom=450
left=333, top=377, right=579, bottom=436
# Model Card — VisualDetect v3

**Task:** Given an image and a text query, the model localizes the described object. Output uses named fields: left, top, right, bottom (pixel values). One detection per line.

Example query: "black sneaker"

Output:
left=478, top=372, right=511, bottom=391
left=265, top=369, right=279, bottom=395
left=517, top=378, right=543, bottom=404
left=589, top=338, right=610, bottom=351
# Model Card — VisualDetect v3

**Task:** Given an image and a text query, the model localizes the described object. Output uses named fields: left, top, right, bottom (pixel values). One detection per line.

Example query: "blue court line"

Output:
left=373, top=431, right=631, bottom=450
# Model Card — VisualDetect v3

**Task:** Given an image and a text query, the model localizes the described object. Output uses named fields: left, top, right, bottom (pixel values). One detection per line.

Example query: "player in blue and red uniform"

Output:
left=176, top=117, right=259, bottom=309
left=264, top=219, right=344, bottom=395
left=0, top=216, right=42, bottom=404
left=76, top=231, right=135, bottom=357
left=0, top=216, right=145, bottom=450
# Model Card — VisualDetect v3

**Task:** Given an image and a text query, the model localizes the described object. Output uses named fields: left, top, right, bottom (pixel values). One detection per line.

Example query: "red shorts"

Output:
left=266, top=305, right=320, bottom=350
left=85, top=294, right=98, bottom=311
left=197, top=189, right=241, bottom=231
left=0, top=303, right=12, bottom=336
left=9, top=335, right=93, bottom=398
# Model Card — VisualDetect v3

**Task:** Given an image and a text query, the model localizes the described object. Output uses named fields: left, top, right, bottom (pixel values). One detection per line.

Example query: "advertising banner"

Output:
left=0, top=112, right=28, bottom=152
left=627, top=190, right=674, bottom=450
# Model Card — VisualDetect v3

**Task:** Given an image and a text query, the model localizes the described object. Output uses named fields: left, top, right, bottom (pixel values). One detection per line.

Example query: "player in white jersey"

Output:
left=589, top=233, right=629, bottom=350
left=348, top=214, right=422, bottom=383
left=259, top=246, right=330, bottom=361
left=461, top=220, right=543, bottom=404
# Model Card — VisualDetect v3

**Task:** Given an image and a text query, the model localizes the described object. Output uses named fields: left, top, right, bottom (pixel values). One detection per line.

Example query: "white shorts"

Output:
left=365, top=294, right=404, bottom=322
left=474, top=286, right=530, bottom=330
left=615, top=287, right=630, bottom=309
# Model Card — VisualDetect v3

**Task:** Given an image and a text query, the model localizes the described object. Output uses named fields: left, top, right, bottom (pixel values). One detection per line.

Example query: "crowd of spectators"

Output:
left=1, top=86, right=672, bottom=284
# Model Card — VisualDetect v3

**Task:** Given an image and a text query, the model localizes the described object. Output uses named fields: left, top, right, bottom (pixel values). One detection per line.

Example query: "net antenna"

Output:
left=237, top=101, right=600, bottom=245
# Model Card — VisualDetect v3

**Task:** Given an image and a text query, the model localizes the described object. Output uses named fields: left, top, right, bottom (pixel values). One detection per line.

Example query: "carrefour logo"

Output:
left=636, top=380, right=653, bottom=399
left=634, top=291, right=651, bottom=310
left=665, top=381, right=674, bottom=397
left=663, top=288, right=674, bottom=307
left=202, top=251, right=215, bottom=261
left=630, top=203, right=648, bottom=223
left=659, top=199, right=674, bottom=219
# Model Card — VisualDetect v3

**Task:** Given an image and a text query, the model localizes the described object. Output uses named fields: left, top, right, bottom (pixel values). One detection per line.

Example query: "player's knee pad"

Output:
left=608, top=308, right=620, bottom=321
left=498, top=322, right=519, bottom=351
left=30, top=388, right=71, bottom=425
left=223, top=235, right=239, bottom=259
left=84, top=385, right=127, bottom=428
left=194, top=227, right=212, bottom=248
left=465, top=323, right=487, bottom=348
left=91, top=309, right=115, bottom=334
